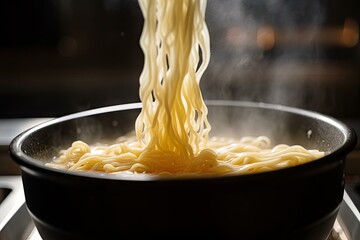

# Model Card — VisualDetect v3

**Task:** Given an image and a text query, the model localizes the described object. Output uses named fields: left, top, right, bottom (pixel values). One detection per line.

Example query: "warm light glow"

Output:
left=226, top=27, right=249, bottom=47
left=257, top=25, right=275, bottom=50
left=342, top=18, right=359, bottom=48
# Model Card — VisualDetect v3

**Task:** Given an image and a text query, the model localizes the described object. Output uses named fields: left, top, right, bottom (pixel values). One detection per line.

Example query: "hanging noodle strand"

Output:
left=46, top=0, right=324, bottom=176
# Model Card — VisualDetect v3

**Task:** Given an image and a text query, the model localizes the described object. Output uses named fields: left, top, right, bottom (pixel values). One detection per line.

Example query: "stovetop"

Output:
left=0, top=118, right=359, bottom=240
left=0, top=176, right=33, bottom=240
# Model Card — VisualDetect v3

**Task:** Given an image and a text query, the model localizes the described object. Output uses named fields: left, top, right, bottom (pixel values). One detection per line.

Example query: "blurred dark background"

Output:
left=0, top=0, right=359, bottom=121
left=0, top=0, right=143, bottom=117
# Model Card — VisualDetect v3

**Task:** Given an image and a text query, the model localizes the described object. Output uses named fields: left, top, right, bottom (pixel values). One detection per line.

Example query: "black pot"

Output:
left=10, top=101, right=357, bottom=240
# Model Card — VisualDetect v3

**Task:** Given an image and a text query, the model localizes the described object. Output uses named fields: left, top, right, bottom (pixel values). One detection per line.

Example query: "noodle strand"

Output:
left=46, top=0, right=324, bottom=176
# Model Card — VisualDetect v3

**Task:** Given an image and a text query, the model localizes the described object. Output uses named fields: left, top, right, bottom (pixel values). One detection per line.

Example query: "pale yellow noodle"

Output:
left=46, top=0, right=324, bottom=176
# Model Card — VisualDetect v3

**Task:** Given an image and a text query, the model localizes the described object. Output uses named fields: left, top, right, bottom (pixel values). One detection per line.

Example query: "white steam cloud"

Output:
left=202, top=0, right=325, bottom=109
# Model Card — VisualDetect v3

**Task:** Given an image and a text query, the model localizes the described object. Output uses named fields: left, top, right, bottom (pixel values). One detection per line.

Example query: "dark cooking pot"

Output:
left=10, top=101, right=357, bottom=240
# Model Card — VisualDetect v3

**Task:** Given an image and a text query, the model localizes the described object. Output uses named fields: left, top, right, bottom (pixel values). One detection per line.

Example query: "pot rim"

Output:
left=9, top=100, right=358, bottom=182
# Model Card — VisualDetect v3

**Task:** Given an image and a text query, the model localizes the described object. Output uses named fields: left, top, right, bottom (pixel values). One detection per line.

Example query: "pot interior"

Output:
left=16, top=101, right=352, bottom=170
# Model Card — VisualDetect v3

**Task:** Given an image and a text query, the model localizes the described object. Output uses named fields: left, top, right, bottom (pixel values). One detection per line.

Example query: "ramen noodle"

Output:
left=46, top=0, right=324, bottom=176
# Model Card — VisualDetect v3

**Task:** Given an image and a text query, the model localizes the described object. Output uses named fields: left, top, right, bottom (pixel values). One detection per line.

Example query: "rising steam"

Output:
left=202, top=0, right=325, bottom=109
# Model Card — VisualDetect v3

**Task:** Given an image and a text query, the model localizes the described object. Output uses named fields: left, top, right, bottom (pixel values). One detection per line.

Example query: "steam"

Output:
left=202, top=0, right=325, bottom=109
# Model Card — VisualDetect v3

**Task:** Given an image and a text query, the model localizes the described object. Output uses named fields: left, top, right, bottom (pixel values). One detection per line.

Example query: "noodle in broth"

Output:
left=46, top=0, right=324, bottom=176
